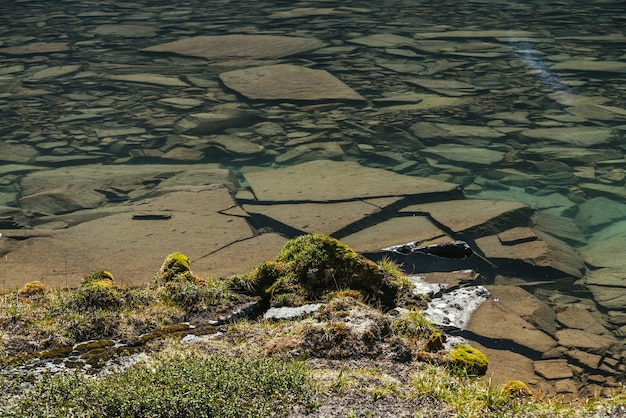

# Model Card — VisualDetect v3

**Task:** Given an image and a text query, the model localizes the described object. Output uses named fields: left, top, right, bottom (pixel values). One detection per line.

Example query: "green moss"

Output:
left=75, top=339, right=115, bottom=351
left=38, top=346, right=73, bottom=360
left=156, top=252, right=192, bottom=283
left=242, top=234, right=414, bottom=308
left=448, top=344, right=488, bottom=376
left=81, top=271, right=114, bottom=287
left=18, top=281, right=46, bottom=298
left=425, top=331, right=445, bottom=352
left=500, top=380, right=532, bottom=398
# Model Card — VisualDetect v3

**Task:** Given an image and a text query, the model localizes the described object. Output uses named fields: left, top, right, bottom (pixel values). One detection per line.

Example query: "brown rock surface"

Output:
left=219, top=64, right=366, bottom=102
left=534, top=359, right=574, bottom=379
left=244, top=160, right=459, bottom=203
left=400, top=199, right=531, bottom=235
left=475, top=227, right=585, bottom=278
left=341, top=216, right=450, bottom=254
left=555, top=306, right=613, bottom=336
left=556, top=329, right=617, bottom=353
left=467, top=285, right=558, bottom=355
left=2, top=187, right=254, bottom=288
left=191, top=233, right=287, bottom=279
left=243, top=197, right=402, bottom=236
left=0, top=42, right=69, bottom=55
left=142, top=35, right=325, bottom=60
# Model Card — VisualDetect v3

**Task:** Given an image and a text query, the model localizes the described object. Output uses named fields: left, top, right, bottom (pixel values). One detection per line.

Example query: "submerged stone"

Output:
left=244, top=160, right=459, bottom=203
left=142, top=35, right=325, bottom=60
left=219, top=64, right=366, bottom=102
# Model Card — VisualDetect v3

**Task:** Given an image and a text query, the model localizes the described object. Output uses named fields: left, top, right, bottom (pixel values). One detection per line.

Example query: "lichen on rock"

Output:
left=448, top=344, right=489, bottom=376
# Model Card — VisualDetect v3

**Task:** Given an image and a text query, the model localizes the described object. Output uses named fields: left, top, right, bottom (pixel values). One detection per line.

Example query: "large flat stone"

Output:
left=467, top=285, right=558, bottom=355
left=219, top=64, right=366, bottom=102
left=556, top=329, right=617, bottom=353
left=142, top=35, right=325, bottom=60
left=487, top=285, right=557, bottom=338
left=243, top=197, right=402, bottom=236
left=475, top=227, right=585, bottom=278
left=2, top=187, right=254, bottom=288
left=341, top=216, right=449, bottom=254
left=191, top=233, right=287, bottom=279
left=419, top=145, right=504, bottom=166
left=534, top=359, right=573, bottom=380
left=401, top=199, right=532, bottom=235
left=244, top=160, right=459, bottom=203
left=551, top=60, right=626, bottom=73
left=581, top=220, right=626, bottom=269
left=519, top=127, right=614, bottom=146
left=19, top=164, right=237, bottom=208
left=556, top=307, right=612, bottom=336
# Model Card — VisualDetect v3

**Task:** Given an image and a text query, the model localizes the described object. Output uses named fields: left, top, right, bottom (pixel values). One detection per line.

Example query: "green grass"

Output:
left=0, top=349, right=313, bottom=417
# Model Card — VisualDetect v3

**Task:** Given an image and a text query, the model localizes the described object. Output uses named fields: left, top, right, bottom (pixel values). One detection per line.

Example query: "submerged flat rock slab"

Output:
left=243, top=197, right=401, bottom=236
left=584, top=268, right=626, bottom=311
left=551, top=60, right=626, bottom=73
left=0, top=42, right=69, bottom=55
left=2, top=187, right=254, bottom=288
left=519, top=127, right=614, bottom=146
left=142, top=35, right=325, bottom=60
left=20, top=164, right=236, bottom=197
left=401, top=199, right=532, bottom=235
left=475, top=227, right=585, bottom=278
left=244, top=160, right=459, bottom=203
left=419, top=145, right=504, bottom=166
left=410, top=121, right=505, bottom=142
left=581, top=220, right=626, bottom=269
left=219, top=64, right=366, bottom=102
left=191, top=233, right=287, bottom=279
left=467, top=285, right=558, bottom=355
left=341, top=216, right=450, bottom=254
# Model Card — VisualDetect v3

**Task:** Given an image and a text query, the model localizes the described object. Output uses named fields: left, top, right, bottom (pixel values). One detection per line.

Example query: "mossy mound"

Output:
left=81, top=271, right=115, bottom=288
left=500, top=380, right=532, bottom=398
left=425, top=331, right=445, bottom=352
left=18, top=281, right=46, bottom=298
left=241, top=234, right=417, bottom=308
left=156, top=252, right=194, bottom=283
left=448, top=344, right=488, bottom=376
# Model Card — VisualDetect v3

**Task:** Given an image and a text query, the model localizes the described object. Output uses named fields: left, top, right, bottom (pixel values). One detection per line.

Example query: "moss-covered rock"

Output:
left=241, top=234, right=419, bottom=308
left=156, top=252, right=198, bottom=283
left=500, top=380, right=532, bottom=398
left=81, top=271, right=115, bottom=288
left=18, top=280, right=46, bottom=299
left=448, top=344, right=488, bottom=376
left=425, top=331, right=445, bottom=352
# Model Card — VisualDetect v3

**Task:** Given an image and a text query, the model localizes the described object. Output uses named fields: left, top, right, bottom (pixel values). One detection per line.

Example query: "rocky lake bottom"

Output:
left=0, top=0, right=625, bottom=402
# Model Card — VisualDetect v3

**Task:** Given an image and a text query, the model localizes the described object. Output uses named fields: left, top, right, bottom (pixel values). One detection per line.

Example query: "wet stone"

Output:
left=534, top=359, right=574, bottom=380
left=244, top=160, right=459, bottom=203
left=219, top=64, right=366, bottom=103
left=142, top=35, right=326, bottom=60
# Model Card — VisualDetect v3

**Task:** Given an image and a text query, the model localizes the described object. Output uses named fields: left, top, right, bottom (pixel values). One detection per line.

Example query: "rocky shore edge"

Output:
left=1, top=234, right=625, bottom=417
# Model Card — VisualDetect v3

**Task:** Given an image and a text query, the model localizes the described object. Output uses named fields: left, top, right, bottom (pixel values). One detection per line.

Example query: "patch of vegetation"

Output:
left=0, top=253, right=244, bottom=360
left=448, top=344, right=489, bottom=376
left=237, top=234, right=424, bottom=309
left=0, top=349, right=313, bottom=417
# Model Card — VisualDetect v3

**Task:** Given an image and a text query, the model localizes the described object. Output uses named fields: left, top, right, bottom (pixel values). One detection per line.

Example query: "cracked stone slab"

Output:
left=401, top=199, right=532, bottom=235
left=2, top=187, right=254, bottom=288
left=244, top=160, right=459, bottom=203
left=243, top=197, right=402, bottom=236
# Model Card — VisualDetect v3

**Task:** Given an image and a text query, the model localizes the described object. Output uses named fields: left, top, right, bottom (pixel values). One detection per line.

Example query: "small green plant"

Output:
left=391, top=310, right=438, bottom=339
